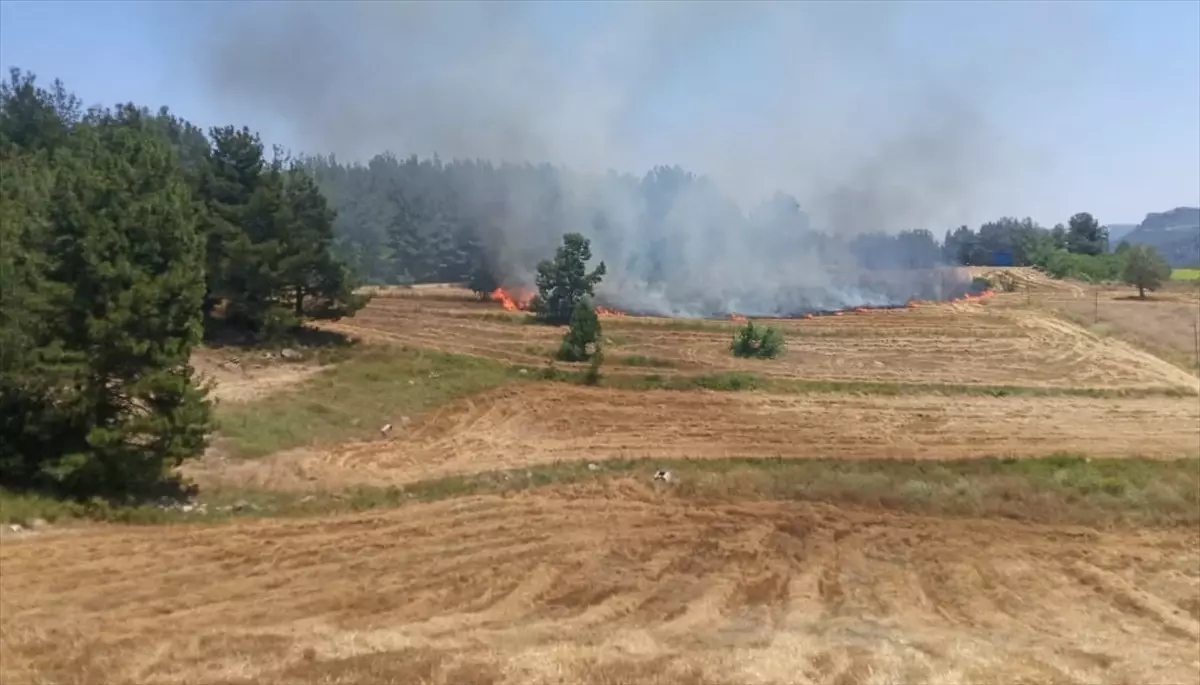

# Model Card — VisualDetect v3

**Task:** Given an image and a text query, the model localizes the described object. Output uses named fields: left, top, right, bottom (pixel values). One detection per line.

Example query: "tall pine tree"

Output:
left=279, top=164, right=366, bottom=320
left=0, top=91, right=212, bottom=497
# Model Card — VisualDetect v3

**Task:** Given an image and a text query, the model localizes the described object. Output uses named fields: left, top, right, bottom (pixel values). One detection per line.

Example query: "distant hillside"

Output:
left=1120, top=207, right=1200, bottom=267
left=1105, top=223, right=1138, bottom=245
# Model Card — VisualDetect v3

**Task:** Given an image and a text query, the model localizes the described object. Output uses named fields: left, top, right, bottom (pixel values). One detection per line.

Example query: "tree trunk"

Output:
left=1138, top=284, right=1145, bottom=299
left=294, top=286, right=304, bottom=316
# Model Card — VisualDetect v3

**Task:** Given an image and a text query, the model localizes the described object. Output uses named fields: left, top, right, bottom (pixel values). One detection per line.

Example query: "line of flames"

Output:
left=491, top=287, right=996, bottom=319
left=489, top=287, right=534, bottom=312
left=491, top=287, right=630, bottom=317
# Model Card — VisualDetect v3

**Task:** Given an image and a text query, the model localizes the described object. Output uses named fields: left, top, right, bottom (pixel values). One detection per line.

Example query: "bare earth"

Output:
left=192, top=348, right=323, bottom=403
left=3, top=482, right=1197, bottom=685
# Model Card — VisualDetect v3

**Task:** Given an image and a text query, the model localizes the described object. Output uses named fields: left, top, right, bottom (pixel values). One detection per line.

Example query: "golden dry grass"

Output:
left=976, top=266, right=1200, bottom=373
left=185, top=382, right=1200, bottom=492
left=6, top=275, right=1200, bottom=685
left=324, top=284, right=1198, bottom=392
left=3, top=481, right=1198, bottom=685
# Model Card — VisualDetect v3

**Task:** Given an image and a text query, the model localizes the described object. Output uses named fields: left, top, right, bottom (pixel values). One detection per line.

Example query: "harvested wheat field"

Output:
left=325, top=285, right=1198, bottom=392
left=3, top=482, right=1198, bottom=685
left=973, top=267, right=1200, bottom=372
left=188, top=383, right=1200, bottom=491
left=6, top=278, right=1200, bottom=685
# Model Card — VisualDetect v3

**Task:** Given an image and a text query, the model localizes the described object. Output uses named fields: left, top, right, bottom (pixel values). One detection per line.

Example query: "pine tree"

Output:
left=203, top=126, right=267, bottom=328
left=557, top=296, right=602, bottom=362
left=0, top=68, right=81, bottom=154
left=468, top=259, right=501, bottom=299
left=0, top=143, right=73, bottom=484
left=280, top=165, right=367, bottom=321
left=531, top=232, right=607, bottom=325
left=221, top=156, right=291, bottom=336
left=4, top=105, right=212, bottom=497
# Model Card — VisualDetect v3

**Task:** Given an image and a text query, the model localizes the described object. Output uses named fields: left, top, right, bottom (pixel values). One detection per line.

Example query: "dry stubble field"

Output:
left=3, top=271, right=1199, bottom=685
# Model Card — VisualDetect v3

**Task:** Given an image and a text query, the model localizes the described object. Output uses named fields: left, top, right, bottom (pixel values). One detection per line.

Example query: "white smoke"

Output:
left=180, top=0, right=1098, bottom=315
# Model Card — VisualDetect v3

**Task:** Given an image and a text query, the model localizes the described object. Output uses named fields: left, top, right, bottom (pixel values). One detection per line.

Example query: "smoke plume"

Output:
left=184, top=1, right=1094, bottom=316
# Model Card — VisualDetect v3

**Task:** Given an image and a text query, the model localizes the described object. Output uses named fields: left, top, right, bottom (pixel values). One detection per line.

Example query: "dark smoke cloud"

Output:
left=183, top=0, right=1096, bottom=316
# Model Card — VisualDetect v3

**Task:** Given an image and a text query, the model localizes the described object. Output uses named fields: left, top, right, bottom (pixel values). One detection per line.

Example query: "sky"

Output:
left=2, top=0, right=1198, bottom=230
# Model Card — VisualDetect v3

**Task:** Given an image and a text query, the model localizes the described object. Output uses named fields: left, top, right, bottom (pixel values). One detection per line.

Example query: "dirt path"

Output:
left=3, top=482, right=1196, bottom=685
left=192, top=349, right=324, bottom=403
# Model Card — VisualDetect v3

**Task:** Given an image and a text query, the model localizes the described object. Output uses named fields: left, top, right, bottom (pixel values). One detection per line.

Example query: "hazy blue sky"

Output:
left=2, top=0, right=1197, bottom=229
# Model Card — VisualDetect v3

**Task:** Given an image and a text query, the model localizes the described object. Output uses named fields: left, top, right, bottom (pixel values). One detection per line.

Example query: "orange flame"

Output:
left=596, top=306, right=626, bottom=317
left=490, top=287, right=534, bottom=311
left=957, top=289, right=997, bottom=304
left=730, top=313, right=748, bottom=323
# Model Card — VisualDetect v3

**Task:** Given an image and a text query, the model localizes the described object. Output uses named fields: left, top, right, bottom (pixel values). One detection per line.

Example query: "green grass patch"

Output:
left=542, top=367, right=1194, bottom=398
left=612, top=354, right=677, bottom=369
left=659, top=454, right=1200, bottom=526
left=0, top=489, right=194, bottom=525
left=9, top=455, right=1195, bottom=528
left=0, top=489, right=88, bottom=526
left=763, top=377, right=1196, bottom=399
left=604, top=371, right=765, bottom=391
left=1171, top=268, right=1200, bottom=282
left=216, top=345, right=520, bottom=458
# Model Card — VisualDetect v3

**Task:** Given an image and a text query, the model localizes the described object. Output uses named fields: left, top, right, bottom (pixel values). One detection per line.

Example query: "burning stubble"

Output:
left=182, top=1, right=1101, bottom=317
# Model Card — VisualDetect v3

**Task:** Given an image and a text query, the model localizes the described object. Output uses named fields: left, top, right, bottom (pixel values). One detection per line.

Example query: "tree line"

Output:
left=0, top=69, right=364, bottom=500
left=942, top=213, right=1171, bottom=293
left=306, top=153, right=1172, bottom=296
left=304, top=156, right=955, bottom=289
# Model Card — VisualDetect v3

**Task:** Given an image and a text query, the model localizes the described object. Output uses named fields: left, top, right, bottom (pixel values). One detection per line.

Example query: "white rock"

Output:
left=587, top=463, right=600, bottom=472
left=653, top=469, right=674, bottom=483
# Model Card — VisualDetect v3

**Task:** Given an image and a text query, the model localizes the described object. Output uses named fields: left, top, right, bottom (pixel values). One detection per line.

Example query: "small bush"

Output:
left=557, top=297, right=602, bottom=362
left=730, top=321, right=785, bottom=359
left=992, top=271, right=1019, bottom=292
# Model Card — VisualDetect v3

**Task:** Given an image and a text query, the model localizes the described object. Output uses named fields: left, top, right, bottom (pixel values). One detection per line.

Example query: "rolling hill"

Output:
left=1119, top=207, right=1200, bottom=267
